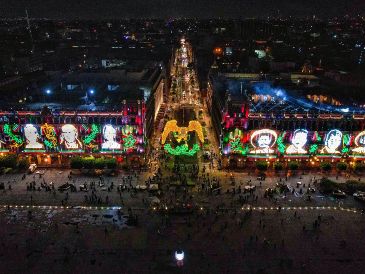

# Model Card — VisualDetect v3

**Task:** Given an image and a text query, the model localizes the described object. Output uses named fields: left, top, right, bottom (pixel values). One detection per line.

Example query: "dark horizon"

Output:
left=0, top=0, right=364, bottom=19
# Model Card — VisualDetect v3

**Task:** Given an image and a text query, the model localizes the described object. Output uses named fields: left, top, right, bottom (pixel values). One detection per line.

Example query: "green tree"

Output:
left=82, top=158, right=95, bottom=169
left=274, top=162, right=283, bottom=171
left=336, top=162, right=348, bottom=171
left=288, top=161, right=299, bottom=171
left=94, top=158, right=106, bottom=169
left=319, top=178, right=338, bottom=194
left=345, top=180, right=365, bottom=194
left=256, top=161, right=268, bottom=171
left=354, top=162, right=365, bottom=172
left=0, top=155, right=17, bottom=168
left=106, top=158, right=117, bottom=169
left=17, top=158, right=29, bottom=170
left=70, top=157, right=83, bottom=169
left=320, top=162, right=332, bottom=172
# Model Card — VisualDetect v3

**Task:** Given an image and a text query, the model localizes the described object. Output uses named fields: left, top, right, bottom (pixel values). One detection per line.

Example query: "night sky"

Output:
left=0, top=0, right=364, bottom=19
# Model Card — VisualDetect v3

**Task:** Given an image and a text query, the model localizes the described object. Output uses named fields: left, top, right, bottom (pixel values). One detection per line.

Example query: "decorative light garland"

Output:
left=41, top=123, right=57, bottom=148
left=277, top=131, right=286, bottom=154
left=164, top=143, right=200, bottom=156
left=230, top=137, right=248, bottom=155
left=83, top=124, right=99, bottom=145
left=122, top=125, right=135, bottom=136
left=309, top=144, right=318, bottom=154
left=342, top=133, right=351, bottom=153
left=4, top=124, right=23, bottom=147
left=123, top=134, right=137, bottom=150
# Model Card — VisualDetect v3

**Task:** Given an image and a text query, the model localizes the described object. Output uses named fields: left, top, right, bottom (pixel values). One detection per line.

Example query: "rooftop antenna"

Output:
left=25, top=9, right=34, bottom=53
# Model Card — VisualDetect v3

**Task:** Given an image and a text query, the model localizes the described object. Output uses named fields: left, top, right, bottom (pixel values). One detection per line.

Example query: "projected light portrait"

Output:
left=250, top=129, right=277, bottom=154
left=24, top=124, right=44, bottom=149
left=60, top=124, right=82, bottom=150
left=102, top=124, right=121, bottom=150
left=352, top=131, right=365, bottom=154
left=320, top=129, right=342, bottom=154
left=286, top=129, right=308, bottom=154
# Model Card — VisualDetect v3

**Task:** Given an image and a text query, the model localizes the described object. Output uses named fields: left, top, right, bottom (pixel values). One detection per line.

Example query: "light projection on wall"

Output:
left=320, top=129, right=342, bottom=154
left=82, top=124, right=99, bottom=151
left=59, top=124, right=83, bottom=151
left=121, top=125, right=138, bottom=152
left=352, top=131, right=365, bottom=154
left=101, top=124, right=121, bottom=150
left=309, top=131, right=322, bottom=154
left=224, top=128, right=249, bottom=155
left=341, top=133, right=351, bottom=154
left=286, top=129, right=308, bottom=154
left=23, top=124, right=44, bottom=150
left=83, top=124, right=99, bottom=145
left=250, top=129, right=277, bottom=154
left=161, top=120, right=204, bottom=156
left=41, top=123, right=57, bottom=149
left=4, top=124, right=23, bottom=148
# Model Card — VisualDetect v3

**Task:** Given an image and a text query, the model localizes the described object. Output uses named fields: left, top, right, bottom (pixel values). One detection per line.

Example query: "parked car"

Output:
left=332, top=190, right=346, bottom=198
left=79, top=184, right=88, bottom=192
left=353, top=191, right=365, bottom=202
left=58, top=183, right=76, bottom=192
left=135, top=185, right=147, bottom=190
left=308, top=187, right=316, bottom=193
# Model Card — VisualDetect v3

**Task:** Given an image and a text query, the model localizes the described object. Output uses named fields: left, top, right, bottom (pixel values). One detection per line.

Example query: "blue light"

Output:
left=45, top=89, right=51, bottom=94
left=89, top=89, right=95, bottom=94
left=341, top=108, right=349, bottom=113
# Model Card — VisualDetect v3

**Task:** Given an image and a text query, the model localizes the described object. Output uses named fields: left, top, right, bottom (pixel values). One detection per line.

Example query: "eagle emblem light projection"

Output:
left=161, top=120, right=204, bottom=156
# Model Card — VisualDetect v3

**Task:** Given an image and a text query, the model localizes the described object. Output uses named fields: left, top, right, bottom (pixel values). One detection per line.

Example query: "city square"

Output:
left=1, top=4, right=365, bottom=273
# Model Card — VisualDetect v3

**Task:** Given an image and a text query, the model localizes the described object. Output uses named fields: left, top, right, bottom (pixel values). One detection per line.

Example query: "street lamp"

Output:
left=89, top=89, right=95, bottom=95
left=175, top=250, right=184, bottom=267
left=43, top=88, right=52, bottom=102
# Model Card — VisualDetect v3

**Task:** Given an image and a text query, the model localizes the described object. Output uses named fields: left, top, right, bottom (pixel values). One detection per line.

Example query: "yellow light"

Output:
left=161, top=120, right=204, bottom=144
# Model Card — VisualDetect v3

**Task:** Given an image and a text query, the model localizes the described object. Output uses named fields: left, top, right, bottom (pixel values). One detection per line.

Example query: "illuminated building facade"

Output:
left=207, top=74, right=365, bottom=168
left=0, top=61, right=168, bottom=167
left=0, top=108, right=146, bottom=166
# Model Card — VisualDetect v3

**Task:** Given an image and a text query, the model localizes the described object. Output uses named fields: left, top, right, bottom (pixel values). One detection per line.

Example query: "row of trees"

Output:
left=320, top=178, right=365, bottom=194
left=70, top=157, right=117, bottom=170
left=255, top=161, right=364, bottom=172
left=0, top=155, right=29, bottom=170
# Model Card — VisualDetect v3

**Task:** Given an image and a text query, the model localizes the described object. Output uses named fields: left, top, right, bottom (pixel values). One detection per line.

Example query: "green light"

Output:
left=277, top=131, right=286, bottom=154
left=123, top=134, right=136, bottom=149
left=44, top=140, right=53, bottom=148
left=164, top=143, right=200, bottom=156
left=309, top=144, right=318, bottom=154
left=343, top=133, right=351, bottom=146
left=83, top=124, right=99, bottom=145
left=230, top=138, right=248, bottom=155
left=4, top=124, right=23, bottom=145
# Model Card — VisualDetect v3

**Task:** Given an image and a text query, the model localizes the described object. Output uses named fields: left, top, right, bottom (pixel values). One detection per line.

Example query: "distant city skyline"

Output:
left=0, top=0, right=364, bottom=19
